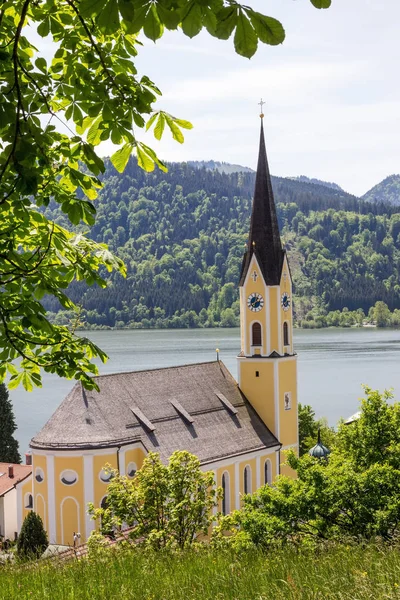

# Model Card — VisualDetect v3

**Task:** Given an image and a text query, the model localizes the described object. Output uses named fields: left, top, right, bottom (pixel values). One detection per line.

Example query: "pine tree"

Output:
left=0, top=383, right=21, bottom=464
left=17, top=512, right=48, bottom=559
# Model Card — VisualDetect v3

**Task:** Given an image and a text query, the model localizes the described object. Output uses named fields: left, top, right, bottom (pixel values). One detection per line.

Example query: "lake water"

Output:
left=11, top=327, right=400, bottom=454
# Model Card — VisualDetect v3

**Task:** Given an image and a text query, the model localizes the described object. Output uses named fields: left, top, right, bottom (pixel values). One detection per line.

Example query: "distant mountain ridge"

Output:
left=188, top=161, right=400, bottom=206
left=187, top=160, right=254, bottom=174
left=362, top=175, right=400, bottom=206
left=289, top=175, right=344, bottom=192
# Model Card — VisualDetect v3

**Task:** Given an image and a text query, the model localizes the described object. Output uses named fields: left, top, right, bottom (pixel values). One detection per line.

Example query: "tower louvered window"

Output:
left=283, top=322, right=289, bottom=346
left=252, top=323, right=262, bottom=346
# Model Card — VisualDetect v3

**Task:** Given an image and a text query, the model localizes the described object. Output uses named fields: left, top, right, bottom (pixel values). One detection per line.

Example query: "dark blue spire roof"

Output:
left=239, top=120, right=284, bottom=286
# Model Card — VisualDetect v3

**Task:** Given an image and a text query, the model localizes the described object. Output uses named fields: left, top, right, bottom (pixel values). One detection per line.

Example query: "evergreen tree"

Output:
left=0, top=383, right=21, bottom=464
left=17, top=512, right=48, bottom=559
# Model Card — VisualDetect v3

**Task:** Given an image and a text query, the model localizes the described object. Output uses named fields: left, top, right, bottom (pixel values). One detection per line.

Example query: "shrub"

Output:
left=17, top=512, right=48, bottom=559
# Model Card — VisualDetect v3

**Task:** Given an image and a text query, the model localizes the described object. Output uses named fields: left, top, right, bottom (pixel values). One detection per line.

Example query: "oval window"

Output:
left=127, top=462, right=137, bottom=479
left=35, top=467, right=44, bottom=483
left=60, top=470, right=78, bottom=486
left=99, top=468, right=113, bottom=483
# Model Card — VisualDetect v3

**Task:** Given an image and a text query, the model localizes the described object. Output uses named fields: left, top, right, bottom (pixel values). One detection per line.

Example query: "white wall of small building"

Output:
left=0, top=488, right=18, bottom=540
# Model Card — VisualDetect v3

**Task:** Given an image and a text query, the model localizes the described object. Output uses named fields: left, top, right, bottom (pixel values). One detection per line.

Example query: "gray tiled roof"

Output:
left=30, top=361, right=280, bottom=463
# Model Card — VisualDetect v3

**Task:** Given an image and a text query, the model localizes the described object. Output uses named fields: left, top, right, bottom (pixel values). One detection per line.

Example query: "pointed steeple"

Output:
left=239, top=119, right=284, bottom=286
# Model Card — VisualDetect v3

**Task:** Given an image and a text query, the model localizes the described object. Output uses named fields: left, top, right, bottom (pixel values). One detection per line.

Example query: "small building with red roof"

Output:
left=0, top=463, right=32, bottom=541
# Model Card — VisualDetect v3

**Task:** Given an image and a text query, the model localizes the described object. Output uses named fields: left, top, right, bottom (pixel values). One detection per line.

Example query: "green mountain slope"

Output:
left=43, top=160, right=400, bottom=329
left=362, top=175, right=400, bottom=206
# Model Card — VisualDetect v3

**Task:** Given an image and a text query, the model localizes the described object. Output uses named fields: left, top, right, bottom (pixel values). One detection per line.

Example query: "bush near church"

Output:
left=213, top=387, right=400, bottom=549
left=89, top=450, right=221, bottom=550
left=17, top=512, right=48, bottom=559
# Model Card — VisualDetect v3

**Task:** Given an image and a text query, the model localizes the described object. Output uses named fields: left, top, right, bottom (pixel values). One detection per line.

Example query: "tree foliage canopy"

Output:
left=89, top=450, right=221, bottom=549
left=213, top=387, right=400, bottom=549
left=0, top=0, right=331, bottom=390
left=0, top=383, right=21, bottom=463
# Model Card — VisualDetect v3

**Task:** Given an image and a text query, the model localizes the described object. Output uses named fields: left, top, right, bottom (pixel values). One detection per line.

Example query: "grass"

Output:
left=2, top=543, right=400, bottom=600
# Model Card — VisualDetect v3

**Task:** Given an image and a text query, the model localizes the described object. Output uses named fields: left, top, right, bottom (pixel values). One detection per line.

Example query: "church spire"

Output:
left=239, top=117, right=284, bottom=286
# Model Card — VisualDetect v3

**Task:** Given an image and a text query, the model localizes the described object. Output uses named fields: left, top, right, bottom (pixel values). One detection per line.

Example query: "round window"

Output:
left=60, top=470, right=78, bottom=486
left=127, top=462, right=137, bottom=479
left=99, top=468, right=113, bottom=483
left=35, top=467, right=44, bottom=483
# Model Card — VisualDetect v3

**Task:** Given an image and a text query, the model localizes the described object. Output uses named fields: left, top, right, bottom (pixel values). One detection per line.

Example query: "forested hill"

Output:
left=44, top=159, right=400, bottom=329
left=362, top=175, right=400, bottom=206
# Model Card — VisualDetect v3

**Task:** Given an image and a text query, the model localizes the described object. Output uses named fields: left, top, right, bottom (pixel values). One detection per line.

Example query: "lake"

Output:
left=11, top=327, right=400, bottom=454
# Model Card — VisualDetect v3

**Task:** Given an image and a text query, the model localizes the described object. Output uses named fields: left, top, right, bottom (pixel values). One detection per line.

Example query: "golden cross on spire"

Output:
left=258, top=98, right=265, bottom=119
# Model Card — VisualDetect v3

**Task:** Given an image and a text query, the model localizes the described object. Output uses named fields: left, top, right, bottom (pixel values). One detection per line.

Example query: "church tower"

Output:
left=237, top=113, right=298, bottom=476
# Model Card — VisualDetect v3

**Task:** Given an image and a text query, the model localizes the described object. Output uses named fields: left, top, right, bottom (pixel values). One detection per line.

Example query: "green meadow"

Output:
left=2, top=544, right=400, bottom=600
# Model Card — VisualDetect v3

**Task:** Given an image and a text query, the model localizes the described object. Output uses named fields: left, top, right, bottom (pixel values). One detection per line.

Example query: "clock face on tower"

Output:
left=247, top=292, right=264, bottom=312
left=281, top=292, right=291, bottom=311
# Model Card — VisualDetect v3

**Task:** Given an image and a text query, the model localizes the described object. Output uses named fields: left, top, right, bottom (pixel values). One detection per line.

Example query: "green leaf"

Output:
left=118, top=0, right=135, bottom=21
left=22, top=372, right=33, bottom=393
left=181, top=3, right=203, bottom=38
left=37, top=18, right=50, bottom=37
left=173, top=118, right=193, bottom=130
left=234, top=11, right=258, bottom=58
left=87, top=116, right=103, bottom=145
left=79, top=0, right=104, bottom=17
left=156, top=5, right=181, bottom=30
left=8, top=374, right=23, bottom=391
left=310, top=0, right=331, bottom=7
left=7, top=364, right=19, bottom=376
left=35, top=57, right=47, bottom=73
left=143, top=5, right=163, bottom=41
left=202, top=8, right=217, bottom=36
left=215, top=6, right=237, bottom=40
left=165, top=115, right=184, bottom=143
left=110, top=143, right=133, bottom=173
left=154, top=113, right=166, bottom=140
left=136, top=144, right=155, bottom=172
left=248, top=12, right=285, bottom=46
left=97, top=0, right=120, bottom=34
left=145, top=112, right=158, bottom=132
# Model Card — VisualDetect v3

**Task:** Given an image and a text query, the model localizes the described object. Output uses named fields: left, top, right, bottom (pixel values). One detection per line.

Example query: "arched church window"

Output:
left=25, top=493, right=33, bottom=509
left=222, top=472, right=230, bottom=515
left=283, top=322, right=289, bottom=346
left=244, top=465, right=251, bottom=495
left=264, top=460, right=272, bottom=486
left=252, top=323, right=262, bottom=346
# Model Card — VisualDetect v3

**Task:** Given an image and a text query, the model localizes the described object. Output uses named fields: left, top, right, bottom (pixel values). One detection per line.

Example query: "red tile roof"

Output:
left=0, top=463, right=32, bottom=497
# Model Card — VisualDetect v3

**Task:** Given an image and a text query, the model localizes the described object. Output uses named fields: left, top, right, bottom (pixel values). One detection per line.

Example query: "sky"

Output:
left=31, top=0, right=400, bottom=197
left=121, top=0, right=399, bottom=197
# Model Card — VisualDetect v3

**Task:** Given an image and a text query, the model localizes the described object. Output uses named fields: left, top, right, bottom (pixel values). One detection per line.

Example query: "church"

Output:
left=17, top=116, right=298, bottom=546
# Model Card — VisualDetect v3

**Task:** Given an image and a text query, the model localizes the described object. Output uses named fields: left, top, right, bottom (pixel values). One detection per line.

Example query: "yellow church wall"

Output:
left=93, top=452, right=118, bottom=507
left=21, top=478, right=33, bottom=522
left=124, top=447, right=146, bottom=474
left=269, top=287, right=279, bottom=352
left=54, top=455, right=85, bottom=546
left=61, top=498, right=80, bottom=546
left=32, top=454, right=48, bottom=531
left=278, top=359, right=298, bottom=450
left=238, top=360, right=275, bottom=437
left=216, top=463, right=235, bottom=514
